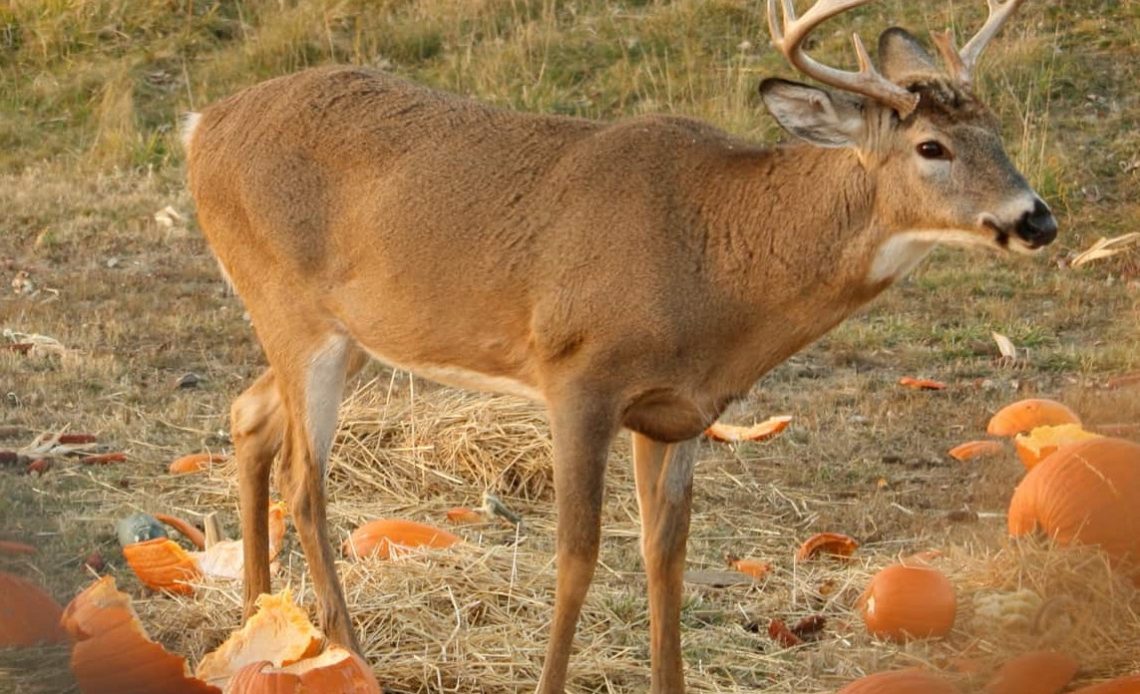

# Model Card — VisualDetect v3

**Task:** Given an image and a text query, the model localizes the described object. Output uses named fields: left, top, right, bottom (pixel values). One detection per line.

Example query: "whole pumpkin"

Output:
left=1008, top=438, right=1140, bottom=571
left=859, top=564, right=956, bottom=641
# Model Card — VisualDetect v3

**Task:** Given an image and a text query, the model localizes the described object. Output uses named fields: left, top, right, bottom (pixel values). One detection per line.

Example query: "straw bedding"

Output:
left=129, top=375, right=1139, bottom=692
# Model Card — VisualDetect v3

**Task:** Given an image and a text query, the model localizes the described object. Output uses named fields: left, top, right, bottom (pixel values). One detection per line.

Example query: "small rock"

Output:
left=175, top=372, right=202, bottom=389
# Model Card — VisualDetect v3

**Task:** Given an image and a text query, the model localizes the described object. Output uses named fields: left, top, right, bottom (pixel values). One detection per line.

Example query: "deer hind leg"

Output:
left=263, top=335, right=366, bottom=652
left=231, top=368, right=285, bottom=620
left=631, top=432, right=698, bottom=693
left=536, top=395, right=618, bottom=694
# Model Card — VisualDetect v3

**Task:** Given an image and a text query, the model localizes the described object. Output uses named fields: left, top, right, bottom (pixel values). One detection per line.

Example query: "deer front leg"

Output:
left=231, top=369, right=285, bottom=619
left=536, top=397, right=618, bottom=694
left=631, top=432, right=698, bottom=693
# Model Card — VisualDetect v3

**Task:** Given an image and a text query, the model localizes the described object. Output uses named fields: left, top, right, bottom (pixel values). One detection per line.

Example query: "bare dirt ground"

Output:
left=1, top=1, right=1138, bottom=692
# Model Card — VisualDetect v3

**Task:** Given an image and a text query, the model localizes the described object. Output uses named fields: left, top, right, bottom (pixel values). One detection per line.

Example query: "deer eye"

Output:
left=916, top=141, right=950, bottom=160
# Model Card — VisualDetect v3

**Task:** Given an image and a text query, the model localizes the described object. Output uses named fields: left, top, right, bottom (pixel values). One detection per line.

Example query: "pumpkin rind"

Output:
left=0, top=571, right=68, bottom=646
left=228, top=648, right=382, bottom=693
left=795, top=532, right=859, bottom=561
left=987, top=399, right=1081, bottom=437
left=62, top=576, right=219, bottom=694
left=342, top=518, right=460, bottom=559
left=1013, top=424, right=1101, bottom=470
left=984, top=650, right=1079, bottom=694
left=121, top=537, right=201, bottom=594
left=947, top=440, right=1005, bottom=462
left=838, top=668, right=961, bottom=693
left=859, top=564, right=956, bottom=642
left=1008, top=438, right=1140, bottom=570
left=1069, top=675, right=1140, bottom=693
left=169, top=452, right=228, bottom=475
left=704, top=415, right=792, bottom=443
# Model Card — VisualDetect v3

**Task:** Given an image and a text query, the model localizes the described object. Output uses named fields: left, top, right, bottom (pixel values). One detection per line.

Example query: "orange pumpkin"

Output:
left=947, top=440, right=1005, bottom=462
left=0, top=539, right=37, bottom=555
left=195, top=589, right=323, bottom=689
left=1013, top=424, right=1101, bottom=470
left=0, top=571, right=68, bottom=646
left=984, top=650, right=1079, bottom=694
left=121, top=537, right=201, bottom=594
left=838, top=668, right=961, bottom=693
left=859, top=564, right=956, bottom=642
left=169, top=452, right=228, bottom=475
left=445, top=507, right=486, bottom=525
left=1008, top=438, right=1140, bottom=570
left=1069, top=676, right=1140, bottom=693
left=704, top=415, right=792, bottom=443
left=987, top=399, right=1081, bottom=437
left=342, top=519, right=460, bottom=559
left=727, top=556, right=772, bottom=580
left=61, top=576, right=219, bottom=694
left=796, top=532, right=859, bottom=561
left=227, top=647, right=381, bottom=694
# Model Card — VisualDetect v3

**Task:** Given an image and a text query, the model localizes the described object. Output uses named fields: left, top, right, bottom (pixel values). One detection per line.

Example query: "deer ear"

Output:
left=759, top=78, right=865, bottom=148
left=878, top=27, right=939, bottom=82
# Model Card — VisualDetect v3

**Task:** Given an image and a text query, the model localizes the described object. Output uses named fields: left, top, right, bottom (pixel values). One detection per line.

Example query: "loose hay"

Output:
left=132, top=377, right=1139, bottom=693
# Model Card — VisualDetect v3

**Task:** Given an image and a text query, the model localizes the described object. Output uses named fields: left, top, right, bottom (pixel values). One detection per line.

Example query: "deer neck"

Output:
left=701, top=144, right=923, bottom=372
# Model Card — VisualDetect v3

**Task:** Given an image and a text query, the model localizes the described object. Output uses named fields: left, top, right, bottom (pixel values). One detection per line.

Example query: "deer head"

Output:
left=759, top=0, right=1055, bottom=272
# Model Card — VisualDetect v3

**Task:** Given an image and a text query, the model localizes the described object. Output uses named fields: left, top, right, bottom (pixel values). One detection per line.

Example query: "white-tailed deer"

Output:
left=184, top=0, right=1053, bottom=690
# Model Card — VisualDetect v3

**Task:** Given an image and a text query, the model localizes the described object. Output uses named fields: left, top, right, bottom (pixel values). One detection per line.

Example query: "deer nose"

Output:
left=1016, top=199, right=1057, bottom=247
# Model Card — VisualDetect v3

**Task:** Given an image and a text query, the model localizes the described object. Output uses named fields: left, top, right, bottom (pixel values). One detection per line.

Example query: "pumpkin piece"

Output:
left=121, top=537, right=201, bottom=594
left=767, top=618, right=802, bottom=647
left=195, top=589, right=323, bottom=689
left=192, top=502, right=288, bottom=580
left=1069, top=675, right=1140, bottom=693
left=704, top=415, right=792, bottom=443
left=445, top=507, right=486, bottom=525
left=984, top=650, right=1079, bottom=694
left=899, top=377, right=947, bottom=391
left=227, top=647, right=381, bottom=694
left=153, top=513, right=206, bottom=550
left=948, top=440, right=1005, bottom=462
left=838, top=668, right=961, bottom=693
left=342, top=519, right=460, bottom=559
left=169, top=452, right=228, bottom=475
left=1014, top=424, right=1101, bottom=470
left=0, top=539, right=37, bottom=555
left=987, top=399, right=1081, bottom=437
left=0, top=571, right=68, bottom=646
left=727, top=556, right=772, bottom=580
left=859, top=564, right=956, bottom=642
left=795, top=532, right=859, bottom=562
left=61, top=576, right=219, bottom=694
left=1008, top=438, right=1140, bottom=571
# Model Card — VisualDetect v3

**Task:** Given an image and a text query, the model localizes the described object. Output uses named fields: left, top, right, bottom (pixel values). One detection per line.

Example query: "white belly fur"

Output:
left=361, top=347, right=543, bottom=402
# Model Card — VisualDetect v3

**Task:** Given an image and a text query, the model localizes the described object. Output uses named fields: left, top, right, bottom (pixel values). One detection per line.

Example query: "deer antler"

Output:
left=932, top=0, right=1028, bottom=87
left=766, top=0, right=919, bottom=117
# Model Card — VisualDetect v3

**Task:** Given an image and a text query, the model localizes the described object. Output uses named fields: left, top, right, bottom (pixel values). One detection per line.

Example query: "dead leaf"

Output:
left=1071, top=232, right=1139, bottom=268
left=991, top=332, right=1018, bottom=361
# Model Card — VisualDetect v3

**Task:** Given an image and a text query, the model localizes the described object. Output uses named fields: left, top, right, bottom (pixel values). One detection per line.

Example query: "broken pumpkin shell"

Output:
left=61, top=576, right=220, bottom=694
left=947, top=440, right=1005, bottom=462
left=837, top=668, right=961, bottom=693
left=121, top=537, right=201, bottom=594
left=795, top=532, right=859, bottom=562
left=984, top=650, right=1079, bottom=694
left=704, top=415, right=792, bottom=443
left=195, top=589, right=322, bottom=689
left=227, top=647, right=381, bottom=694
left=445, top=507, right=486, bottom=525
left=1069, top=675, right=1140, bottom=693
left=1008, top=437, right=1140, bottom=571
left=727, top=556, right=772, bottom=580
left=169, top=452, right=228, bottom=475
left=191, top=501, right=288, bottom=580
left=859, top=564, right=956, bottom=642
left=987, top=399, right=1081, bottom=438
left=0, top=571, right=68, bottom=646
left=1013, top=424, right=1101, bottom=470
left=342, top=519, right=460, bottom=559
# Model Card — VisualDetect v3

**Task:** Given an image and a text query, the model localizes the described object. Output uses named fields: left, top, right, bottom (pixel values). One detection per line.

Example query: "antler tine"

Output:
left=766, top=0, right=919, bottom=118
left=941, top=0, right=1028, bottom=86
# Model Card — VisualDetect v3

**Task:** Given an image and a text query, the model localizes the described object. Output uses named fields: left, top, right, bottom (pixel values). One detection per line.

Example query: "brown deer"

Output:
left=183, top=0, right=1053, bottom=690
